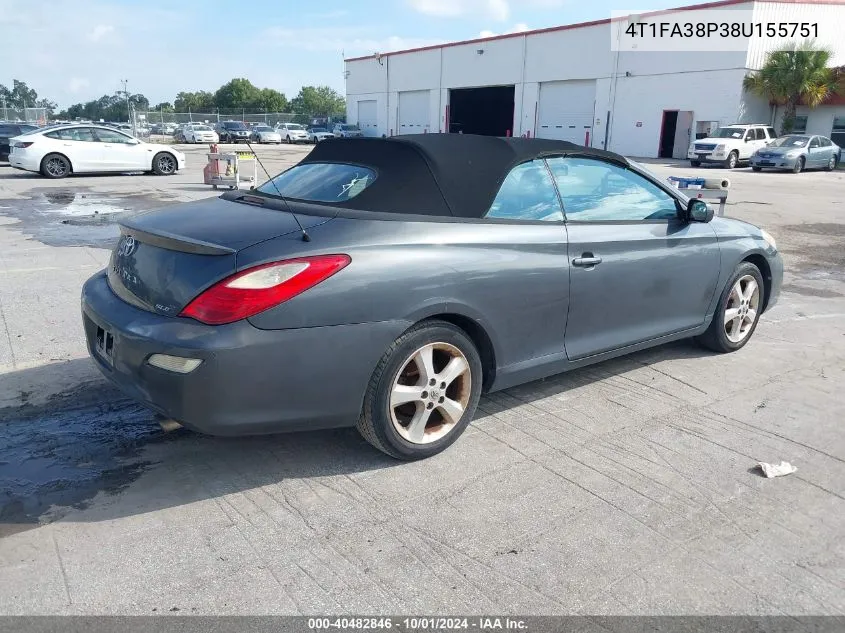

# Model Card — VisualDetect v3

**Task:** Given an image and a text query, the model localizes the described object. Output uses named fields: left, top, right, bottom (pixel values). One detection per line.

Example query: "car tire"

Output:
left=286, top=135, right=292, bottom=144
left=40, top=153, right=72, bottom=179
left=724, top=151, right=738, bottom=169
left=696, top=262, right=764, bottom=354
left=690, top=160, right=701, bottom=167
left=752, top=166, right=762, bottom=172
left=826, top=155, right=837, bottom=171
left=792, top=156, right=805, bottom=174
left=357, top=320, right=483, bottom=460
left=152, top=152, right=178, bottom=176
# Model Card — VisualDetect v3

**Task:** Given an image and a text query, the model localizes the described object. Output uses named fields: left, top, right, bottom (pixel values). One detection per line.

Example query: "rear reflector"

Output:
left=148, top=354, right=203, bottom=373
left=179, top=254, right=350, bottom=325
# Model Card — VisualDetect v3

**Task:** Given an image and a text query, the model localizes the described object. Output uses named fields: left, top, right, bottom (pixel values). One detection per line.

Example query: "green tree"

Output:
left=153, top=102, right=174, bottom=112
left=256, top=87, right=288, bottom=112
left=174, top=90, right=215, bottom=111
left=743, top=44, right=842, bottom=134
left=290, top=85, right=345, bottom=118
left=214, top=78, right=261, bottom=109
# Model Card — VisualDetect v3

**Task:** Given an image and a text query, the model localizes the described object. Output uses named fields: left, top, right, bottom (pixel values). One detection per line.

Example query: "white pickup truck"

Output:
left=688, top=123, right=778, bottom=169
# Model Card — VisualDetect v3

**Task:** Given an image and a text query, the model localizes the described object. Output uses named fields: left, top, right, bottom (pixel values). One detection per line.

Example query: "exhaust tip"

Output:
left=159, top=418, right=183, bottom=433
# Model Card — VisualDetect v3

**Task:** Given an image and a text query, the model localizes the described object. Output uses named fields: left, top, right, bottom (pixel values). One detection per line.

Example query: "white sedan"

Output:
left=307, top=127, right=335, bottom=143
left=249, top=125, right=282, bottom=144
left=9, top=124, right=185, bottom=178
left=183, top=124, right=219, bottom=144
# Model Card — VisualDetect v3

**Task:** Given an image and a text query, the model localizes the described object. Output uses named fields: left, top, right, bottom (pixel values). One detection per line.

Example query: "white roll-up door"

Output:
left=537, top=80, right=596, bottom=146
left=357, top=100, right=378, bottom=137
left=398, top=90, right=430, bottom=134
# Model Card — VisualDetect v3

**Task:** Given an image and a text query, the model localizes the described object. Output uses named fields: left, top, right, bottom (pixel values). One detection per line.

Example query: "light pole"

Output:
left=121, top=79, right=130, bottom=122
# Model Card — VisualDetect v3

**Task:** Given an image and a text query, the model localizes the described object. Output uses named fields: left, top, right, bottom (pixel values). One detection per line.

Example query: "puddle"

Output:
left=0, top=189, right=176, bottom=248
left=0, top=383, right=178, bottom=535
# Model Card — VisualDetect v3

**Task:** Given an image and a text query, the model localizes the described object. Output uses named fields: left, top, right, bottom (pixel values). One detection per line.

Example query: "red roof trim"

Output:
left=344, top=0, right=845, bottom=63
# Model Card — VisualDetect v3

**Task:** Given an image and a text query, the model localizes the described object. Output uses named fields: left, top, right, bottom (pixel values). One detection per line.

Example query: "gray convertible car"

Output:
left=82, top=135, right=782, bottom=459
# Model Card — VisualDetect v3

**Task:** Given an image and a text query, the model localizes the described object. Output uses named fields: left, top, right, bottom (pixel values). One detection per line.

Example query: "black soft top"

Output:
left=300, top=134, right=629, bottom=218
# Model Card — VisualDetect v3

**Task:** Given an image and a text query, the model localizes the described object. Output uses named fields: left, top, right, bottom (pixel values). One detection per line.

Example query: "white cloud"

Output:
left=87, top=24, right=115, bottom=42
left=409, top=0, right=510, bottom=22
left=477, top=23, right=531, bottom=38
left=68, top=78, right=90, bottom=93
left=261, top=27, right=442, bottom=55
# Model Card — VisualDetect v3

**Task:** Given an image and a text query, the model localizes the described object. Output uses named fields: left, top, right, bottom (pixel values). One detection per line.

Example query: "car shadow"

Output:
left=0, top=341, right=715, bottom=533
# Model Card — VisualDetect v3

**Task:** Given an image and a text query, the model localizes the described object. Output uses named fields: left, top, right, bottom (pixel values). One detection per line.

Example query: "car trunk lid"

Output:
left=108, top=195, right=333, bottom=316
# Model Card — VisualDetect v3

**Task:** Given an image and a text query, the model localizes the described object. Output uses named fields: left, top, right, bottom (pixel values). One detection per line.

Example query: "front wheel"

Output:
left=41, top=153, right=71, bottom=179
left=690, top=160, right=701, bottom=167
left=752, top=166, right=762, bottom=172
left=357, top=320, right=483, bottom=460
left=826, top=155, right=838, bottom=171
left=152, top=152, right=177, bottom=175
left=792, top=156, right=805, bottom=174
left=696, top=262, right=764, bottom=353
left=724, top=151, right=738, bottom=169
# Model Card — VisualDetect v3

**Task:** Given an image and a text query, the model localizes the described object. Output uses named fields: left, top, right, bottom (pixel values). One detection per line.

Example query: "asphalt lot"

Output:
left=0, top=143, right=843, bottom=615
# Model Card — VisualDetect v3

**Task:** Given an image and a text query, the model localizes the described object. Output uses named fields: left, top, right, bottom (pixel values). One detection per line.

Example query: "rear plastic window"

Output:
left=257, top=163, right=376, bottom=202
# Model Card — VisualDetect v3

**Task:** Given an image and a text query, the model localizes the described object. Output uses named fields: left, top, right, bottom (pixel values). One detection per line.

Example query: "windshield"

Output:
left=256, top=163, right=376, bottom=203
left=310, top=128, right=327, bottom=133
left=710, top=127, right=746, bottom=139
left=254, top=126, right=273, bottom=131
left=769, top=135, right=810, bottom=148
left=223, top=122, right=247, bottom=130
left=341, top=124, right=359, bottom=131
left=286, top=124, right=305, bottom=130
left=193, top=125, right=212, bottom=131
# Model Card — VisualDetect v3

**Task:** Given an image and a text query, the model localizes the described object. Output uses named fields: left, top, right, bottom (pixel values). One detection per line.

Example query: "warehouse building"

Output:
left=344, top=0, right=845, bottom=158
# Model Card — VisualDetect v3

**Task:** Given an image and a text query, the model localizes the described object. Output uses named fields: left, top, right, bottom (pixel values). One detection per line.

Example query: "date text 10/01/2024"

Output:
left=625, top=21, right=818, bottom=38
left=307, top=618, right=528, bottom=630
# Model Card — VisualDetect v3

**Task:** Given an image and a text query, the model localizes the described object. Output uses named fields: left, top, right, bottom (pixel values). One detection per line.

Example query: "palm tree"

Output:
left=743, top=44, right=841, bottom=134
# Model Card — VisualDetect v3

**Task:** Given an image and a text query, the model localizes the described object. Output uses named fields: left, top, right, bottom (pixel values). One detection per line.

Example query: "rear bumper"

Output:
left=9, top=151, right=40, bottom=172
left=81, top=271, right=410, bottom=436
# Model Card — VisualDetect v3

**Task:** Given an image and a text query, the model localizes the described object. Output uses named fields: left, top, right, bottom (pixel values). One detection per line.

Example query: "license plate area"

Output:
left=95, top=326, right=115, bottom=364
left=696, top=153, right=709, bottom=159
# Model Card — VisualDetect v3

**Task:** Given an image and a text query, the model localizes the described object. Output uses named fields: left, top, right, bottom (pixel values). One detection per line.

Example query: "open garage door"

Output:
left=398, top=90, right=430, bottom=135
left=537, top=80, right=595, bottom=146
left=449, top=86, right=514, bottom=137
left=357, top=100, right=378, bottom=137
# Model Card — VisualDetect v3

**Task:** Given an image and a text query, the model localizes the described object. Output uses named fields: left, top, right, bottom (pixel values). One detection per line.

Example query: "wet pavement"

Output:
left=0, top=189, right=179, bottom=249
left=0, top=383, right=163, bottom=537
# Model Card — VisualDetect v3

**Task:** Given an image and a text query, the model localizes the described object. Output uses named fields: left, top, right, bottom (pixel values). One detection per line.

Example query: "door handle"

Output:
left=572, top=255, right=602, bottom=267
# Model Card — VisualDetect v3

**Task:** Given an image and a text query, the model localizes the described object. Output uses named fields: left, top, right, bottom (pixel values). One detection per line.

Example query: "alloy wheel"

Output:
left=389, top=342, right=472, bottom=444
left=724, top=274, right=760, bottom=343
left=46, top=157, right=68, bottom=177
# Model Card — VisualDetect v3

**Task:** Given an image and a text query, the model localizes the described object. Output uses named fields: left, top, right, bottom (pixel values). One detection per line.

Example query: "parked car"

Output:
left=276, top=122, right=309, bottom=144
left=216, top=121, right=251, bottom=143
left=0, top=122, right=38, bottom=161
left=750, top=134, right=840, bottom=173
left=688, top=123, right=776, bottom=168
left=249, top=125, right=282, bottom=144
left=307, top=127, right=335, bottom=143
left=183, top=124, right=219, bottom=144
left=9, top=124, right=185, bottom=178
left=333, top=123, right=364, bottom=138
left=80, top=134, right=781, bottom=460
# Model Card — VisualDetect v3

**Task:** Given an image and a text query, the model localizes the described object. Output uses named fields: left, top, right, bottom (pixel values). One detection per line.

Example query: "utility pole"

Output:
left=121, top=79, right=130, bottom=122
left=1, top=96, right=7, bottom=122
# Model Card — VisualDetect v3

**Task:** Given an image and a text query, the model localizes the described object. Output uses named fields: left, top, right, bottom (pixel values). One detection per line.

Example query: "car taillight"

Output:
left=179, top=254, right=350, bottom=325
left=14, top=142, right=33, bottom=148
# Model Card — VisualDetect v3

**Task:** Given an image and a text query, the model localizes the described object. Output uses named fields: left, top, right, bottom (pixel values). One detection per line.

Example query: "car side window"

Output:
left=767, top=127, right=777, bottom=139
left=820, top=137, right=832, bottom=147
left=0, top=125, right=19, bottom=135
left=755, top=128, right=766, bottom=140
left=485, top=160, right=563, bottom=222
left=547, top=156, right=678, bottom=222
left=93, top=128, right=135, bottom=144
left=46, top=127, right=96, bottom=141
left=809, top=137, right=820, bottom=148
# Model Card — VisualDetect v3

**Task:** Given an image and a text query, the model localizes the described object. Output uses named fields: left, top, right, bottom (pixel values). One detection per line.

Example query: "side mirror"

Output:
left=687, top=198, right=713, bottom=223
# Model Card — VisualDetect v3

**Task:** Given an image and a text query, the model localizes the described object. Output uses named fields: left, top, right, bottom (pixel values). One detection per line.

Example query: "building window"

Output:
left=832, top=116, right=845, bottom=148
left=791, top=116, right=808, bottom=134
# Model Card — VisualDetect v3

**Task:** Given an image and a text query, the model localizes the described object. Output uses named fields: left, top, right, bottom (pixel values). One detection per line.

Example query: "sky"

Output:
left=2, top=0, right=691, bottom=109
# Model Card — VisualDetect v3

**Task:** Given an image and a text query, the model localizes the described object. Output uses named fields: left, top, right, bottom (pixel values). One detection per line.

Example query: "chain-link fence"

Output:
left=137, top=110, right=346, bottom=127
left=0, top=106, right=49, bottom=125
